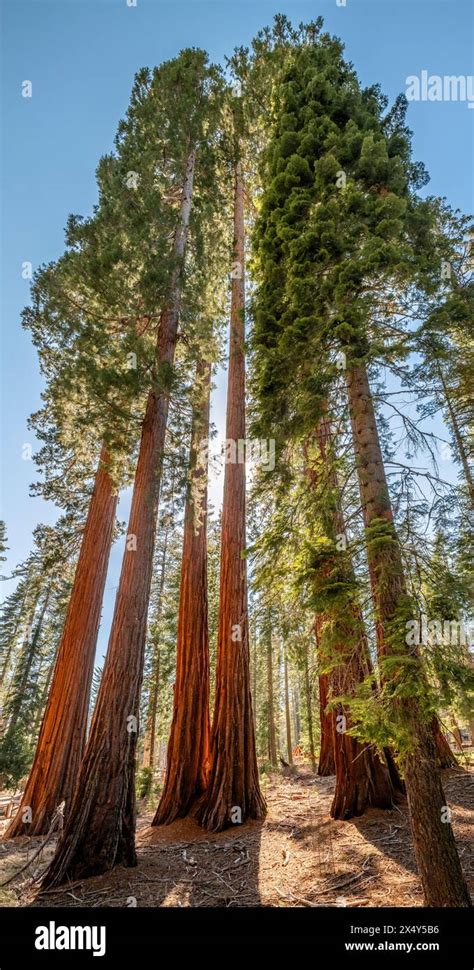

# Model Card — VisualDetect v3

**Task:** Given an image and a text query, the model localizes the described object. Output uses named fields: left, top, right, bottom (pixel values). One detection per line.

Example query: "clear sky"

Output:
left=1, top=0, right=473, bottom=657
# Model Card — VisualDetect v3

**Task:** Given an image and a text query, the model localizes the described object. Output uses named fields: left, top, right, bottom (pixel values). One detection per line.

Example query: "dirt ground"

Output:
left=1, top=764, right=472, bottom=908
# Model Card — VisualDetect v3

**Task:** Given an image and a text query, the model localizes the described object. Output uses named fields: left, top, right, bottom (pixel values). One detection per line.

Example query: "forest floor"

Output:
left=1, top=762, right=472, bottom=908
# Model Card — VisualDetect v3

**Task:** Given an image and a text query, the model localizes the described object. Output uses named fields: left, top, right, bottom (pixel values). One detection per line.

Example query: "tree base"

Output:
left=331, top=736, right=395, bottom=820
left=195, top=794, right=266, bottom=833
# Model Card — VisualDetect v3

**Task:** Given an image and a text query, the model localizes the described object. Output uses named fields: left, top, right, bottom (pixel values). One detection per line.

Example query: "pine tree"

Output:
left=0, top=522, right=76, bottom=790
left=250, top=34, right=470, bottom=905
left=0, top=522, right=8, bottom=576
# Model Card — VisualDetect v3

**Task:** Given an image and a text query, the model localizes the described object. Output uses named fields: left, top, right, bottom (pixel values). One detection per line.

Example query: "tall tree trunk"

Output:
left=153, top=360, right=212, bottom=824
left=7, top=446, right=117, bottom=838
left=303, top=644, right=317, bottom=771
left=42, top=148, right=196, bottom=887
left=195, top=158, right=266, bottom=832
left=317, top=670, right=335, bottom=775
left=283, top=649, right=293, bottom=765
left=345, top=360, right=471, bottom=906
left=266, top=615, right=278, bottom=767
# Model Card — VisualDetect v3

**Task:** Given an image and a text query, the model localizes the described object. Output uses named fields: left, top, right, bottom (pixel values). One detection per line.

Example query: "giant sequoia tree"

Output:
left=42, top=51, right=225, bottom=885
left=195, top=148, right=266, bottom=832
left=5, top=125, right=177, bottom=836
left=6, top=445, right=117, bottom=836
left=152, top=359, right=212, bottom=823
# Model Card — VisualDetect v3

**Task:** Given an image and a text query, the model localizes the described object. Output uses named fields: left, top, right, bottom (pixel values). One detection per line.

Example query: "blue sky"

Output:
left=1, top=0, right=473, bottom=656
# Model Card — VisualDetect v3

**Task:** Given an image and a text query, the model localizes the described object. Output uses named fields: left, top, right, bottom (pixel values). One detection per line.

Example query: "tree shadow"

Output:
left=30, top=813, right=264, bottom=909
left=350, top=766, right=473, bottom=882
left=134, top=814, right=264, bottom=908
left=351, top=804, right=418, bottom=876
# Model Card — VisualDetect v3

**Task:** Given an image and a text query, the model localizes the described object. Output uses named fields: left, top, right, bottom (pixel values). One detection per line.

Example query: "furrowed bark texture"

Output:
left=317, top=671, right=335, bottom=776
left=195, top=159, right=266, bottom=832
left=7, top=446, right=117, bottom=838
left=153, top=360, right=212, bottom=824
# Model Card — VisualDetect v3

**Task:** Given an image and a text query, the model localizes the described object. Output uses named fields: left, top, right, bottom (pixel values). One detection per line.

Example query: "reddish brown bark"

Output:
left=41, top=149, right=196, bottom=888
left=153, top=360, right=212, bottom=824
left=195, top=159, right=266, bottom=832
left=6, top=446, right=117, bottom=839
left=317, top=673, right=335, bottom=775
left=345, top=361, right=471, bottom=906
left=309, top=416, right=395, bottom=816
left=329, top=637, right=395, bottom=819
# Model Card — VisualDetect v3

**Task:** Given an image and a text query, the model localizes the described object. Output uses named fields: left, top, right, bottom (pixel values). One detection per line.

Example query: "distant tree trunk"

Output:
left=283, top=650, right=293, bottom=765
left=4, top=593, right=47, bottom=735
left=0, top=589, right=29, bottom=689
left=142, top=520, right=170, bottom=771
left=42, top=148, right=196, bottom=887
left=153, top=360, right=212, bottom=824
left=317, top=671, right=335, bottom=775
left=7, top=446, right=117, bottom=839
left=252, top=620, right=258, bottom=733
left=303, top=645, right=317, bottom=772
left=293, top=674, right=301, bottom=744
left=345, top=360, right=471, bottom=906
left=142, top=649, right=160, bottom=771
left=431, top=715, right=458, bottom=768
left=451, top=721, right=463, bottom=752
left=266, top=616, right=278, bottom=767
left=437, top=363, right=474, bottom=507
left=33, top=650, right=58, bottom=735
left=195, top=158, right=266, bottom=832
